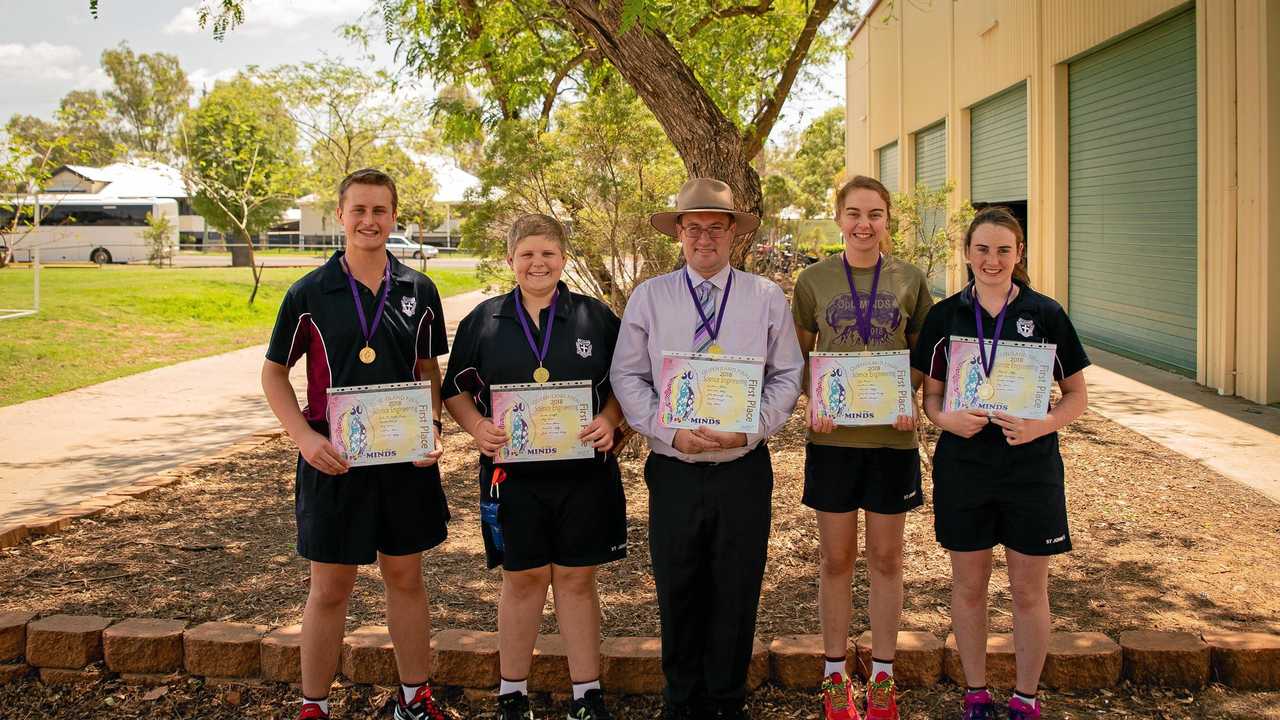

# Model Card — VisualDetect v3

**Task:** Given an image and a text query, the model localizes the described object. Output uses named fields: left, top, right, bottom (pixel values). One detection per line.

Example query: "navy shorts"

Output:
left=479, top=456, right=627, bottom=572
left=802, top=443, right=923, bottom=515
left=931, top=432, right=1071, bottom=556
left=295, top=448, right=450, bottom=565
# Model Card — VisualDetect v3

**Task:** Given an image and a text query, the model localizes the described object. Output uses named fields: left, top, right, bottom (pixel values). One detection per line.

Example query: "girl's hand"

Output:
left=579, top=414, right=618, bottom=452
left=990, top=412, right=1047, bottom=446
left=809, top=412, right=837, bottom=434
left=940, top=409, right=990, bottom=438
left=891, top=414, right=916, bottom=432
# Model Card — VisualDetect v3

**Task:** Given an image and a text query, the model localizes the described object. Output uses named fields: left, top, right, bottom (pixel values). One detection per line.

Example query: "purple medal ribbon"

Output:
left=973, top=283, right=1014, bottom=378
left=684, top=269, right=733, bottom=347
left=841, top=253, right=882, bottom=345
left=514, top=287, right=558, bottom=370
left=342, top=256, right=392, bottom=353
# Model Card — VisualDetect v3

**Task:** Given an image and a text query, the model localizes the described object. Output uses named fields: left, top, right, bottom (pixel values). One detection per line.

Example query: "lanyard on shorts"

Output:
left=490, top=467, right=508, bottom=499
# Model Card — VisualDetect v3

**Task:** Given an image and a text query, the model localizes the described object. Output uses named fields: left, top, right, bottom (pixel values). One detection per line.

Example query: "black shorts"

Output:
left=802, top=443, right=923, bottom=515
left=479, top=456, right=628, bottom=572
left=931, top=432, right=1071, bottom=556
left=295, top=453, right=450, bottom=565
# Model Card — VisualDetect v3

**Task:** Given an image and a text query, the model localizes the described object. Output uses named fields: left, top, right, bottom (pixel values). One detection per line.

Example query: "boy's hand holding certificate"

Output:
left=944, top=336, right=1056, bottom=419
left=657, top=352, right=764, bottom=434
left=809, top=350, right=913, bottom=426
left=490, top=380, right=595, bottom=463
left=327, top=381, right=435, bottom=467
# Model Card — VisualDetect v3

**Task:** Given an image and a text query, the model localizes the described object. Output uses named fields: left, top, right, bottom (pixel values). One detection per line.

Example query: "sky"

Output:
left=0, top=0, right=845, bottom=142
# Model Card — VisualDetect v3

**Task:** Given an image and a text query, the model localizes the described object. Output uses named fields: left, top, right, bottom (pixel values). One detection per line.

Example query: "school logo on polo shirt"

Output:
left=576, top=338, right=592, bottom=358
left=1016, top=316, right=1035, bottom=338
left=401, top=296, right=417, bottom=317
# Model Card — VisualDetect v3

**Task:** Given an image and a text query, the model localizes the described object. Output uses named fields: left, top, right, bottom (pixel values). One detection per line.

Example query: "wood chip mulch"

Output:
left=2, top=403, right=1280, bottom=717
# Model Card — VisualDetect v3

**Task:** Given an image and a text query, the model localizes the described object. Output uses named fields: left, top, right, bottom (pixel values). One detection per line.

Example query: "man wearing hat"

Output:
left=610, top=178, right=803, bottom=719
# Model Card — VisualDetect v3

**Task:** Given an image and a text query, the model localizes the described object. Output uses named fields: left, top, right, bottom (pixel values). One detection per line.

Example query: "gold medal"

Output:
left=977, top=381, right=995, bottom=401
left=533, top=366, right=550, bottom=383
left=359, top=346, right=376, bottom=364
left=707, top=343, right=724, bottom=355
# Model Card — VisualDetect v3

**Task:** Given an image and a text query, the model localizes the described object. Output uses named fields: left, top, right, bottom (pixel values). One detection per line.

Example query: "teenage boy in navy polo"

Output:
left=262, top=168, right=451, bottom=720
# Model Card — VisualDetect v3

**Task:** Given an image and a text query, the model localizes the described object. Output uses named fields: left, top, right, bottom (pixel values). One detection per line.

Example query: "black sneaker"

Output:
left=393, top=684, right=446, bottom=720
left=711, top=701, right=750, bottom=720
left=662, top=703, right=695, bottom=720
left=567, top=689, right=613, bottom=720
left=496, top=691, right=535, bottom=720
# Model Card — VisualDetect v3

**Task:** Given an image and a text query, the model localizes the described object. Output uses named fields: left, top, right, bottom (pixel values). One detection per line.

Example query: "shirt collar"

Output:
left=321, top=249, right=415, bottom=293
left=684, top=263, right=732, bottom=291
left=493, top=281, right=574, bottom=320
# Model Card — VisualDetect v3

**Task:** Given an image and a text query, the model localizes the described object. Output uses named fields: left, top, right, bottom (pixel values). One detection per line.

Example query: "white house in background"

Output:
left=297, top=154, right=481, bottom=248
left=46, top=162, right=208, bottom=244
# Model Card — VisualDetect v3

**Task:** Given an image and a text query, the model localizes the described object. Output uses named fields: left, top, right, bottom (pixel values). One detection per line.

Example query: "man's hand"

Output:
left=579, top=414, right=618, bottom=452
left=673, top=428, right=722, bottom=454
left=469, top=418, right=508, bottom=458
left=296, top=428, right=349, bottom=475
left=692, top=427, right=748, bottom=449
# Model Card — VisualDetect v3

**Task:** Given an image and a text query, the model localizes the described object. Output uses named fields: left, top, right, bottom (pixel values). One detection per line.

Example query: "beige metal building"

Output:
left=845, top=0, right=1280, bottom=404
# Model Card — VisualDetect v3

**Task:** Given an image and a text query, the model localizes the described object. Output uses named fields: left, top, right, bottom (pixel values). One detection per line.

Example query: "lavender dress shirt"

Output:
left=609, top=265, right=804, bottom=463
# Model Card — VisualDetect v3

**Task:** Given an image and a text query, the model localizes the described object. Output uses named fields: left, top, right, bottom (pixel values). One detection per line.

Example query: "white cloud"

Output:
left=164, top=6, right=202, bottom=35
left=165, top=0, right=369, bottom=36
left=187, top=67, right=240, bottom=97
left=74, top=67, right=113, bottom=93
left=0, top=42, right=84, bottom=82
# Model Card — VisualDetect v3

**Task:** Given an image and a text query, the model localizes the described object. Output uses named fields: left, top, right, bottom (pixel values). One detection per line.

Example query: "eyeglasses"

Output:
left=679, top=224, right=730, bottom=240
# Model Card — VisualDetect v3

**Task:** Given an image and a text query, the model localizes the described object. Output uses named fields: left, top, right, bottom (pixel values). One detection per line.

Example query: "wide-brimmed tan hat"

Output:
left=650, top=177, right=760, bottom=237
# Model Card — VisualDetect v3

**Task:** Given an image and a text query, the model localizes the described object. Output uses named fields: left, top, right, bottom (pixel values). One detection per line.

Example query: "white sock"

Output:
left=871, top=658, right=894, bottom=678
left=500, top=677, right=529, bottom=696
left=401, top=683, right=425, bottom=704
left=572, top=679, right=601, bottom=700
left=823, top=658, right=846, bottom=678
left=302, top=696, right=329, bottom=714
left=1013, top=691, right=1037, bottom=709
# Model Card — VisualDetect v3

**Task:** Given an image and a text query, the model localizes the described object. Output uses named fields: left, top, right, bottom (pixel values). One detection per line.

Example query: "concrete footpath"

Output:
left=0, top=290, right=493, bottom=526
left=1083, top=346, right=1280, bottom=504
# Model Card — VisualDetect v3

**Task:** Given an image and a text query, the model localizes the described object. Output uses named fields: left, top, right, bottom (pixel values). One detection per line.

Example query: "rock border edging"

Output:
left=1, top=614, right=1277, bottom=693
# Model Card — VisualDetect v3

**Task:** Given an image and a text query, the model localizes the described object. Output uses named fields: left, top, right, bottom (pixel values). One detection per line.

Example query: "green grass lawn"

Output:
left=0, top=264, right=481, bottom=407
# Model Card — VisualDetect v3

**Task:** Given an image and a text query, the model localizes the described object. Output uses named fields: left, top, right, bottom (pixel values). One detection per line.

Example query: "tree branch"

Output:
left=684, top=0, right=773, bottom=39
left=540, top=49, right=591, bottom=127
left=740, top=0, right=839, bottom=160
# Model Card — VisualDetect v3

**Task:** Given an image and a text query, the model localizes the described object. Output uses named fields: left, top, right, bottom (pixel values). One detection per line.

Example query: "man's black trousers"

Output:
left=645, top=444, right=773, bottom=708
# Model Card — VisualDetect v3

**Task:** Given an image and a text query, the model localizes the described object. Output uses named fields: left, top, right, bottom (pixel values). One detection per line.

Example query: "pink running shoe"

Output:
left=962, top=689, right=996, bottom=720
left=297, top=702, right=328, bottom=720
left=820, top=672, right=862, bottom=720
left=864, top=671, right=898, bottom=720
left=1007, top=696, right=1041, bottom=720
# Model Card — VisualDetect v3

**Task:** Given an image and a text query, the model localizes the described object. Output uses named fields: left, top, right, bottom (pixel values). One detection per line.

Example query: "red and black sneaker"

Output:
left=393, top=684, right=446, bottom=720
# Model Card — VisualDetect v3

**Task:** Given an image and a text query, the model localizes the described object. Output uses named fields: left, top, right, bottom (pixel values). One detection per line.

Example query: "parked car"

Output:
left=385, top=234, right=438, bottom=260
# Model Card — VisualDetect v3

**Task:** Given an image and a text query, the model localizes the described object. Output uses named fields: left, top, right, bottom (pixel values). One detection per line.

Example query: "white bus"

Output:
left=0, top=195, right=180, bottom=264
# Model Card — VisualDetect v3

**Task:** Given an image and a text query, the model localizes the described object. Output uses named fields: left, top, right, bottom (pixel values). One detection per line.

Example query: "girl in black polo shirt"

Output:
left=910, top=207, right=1089, bottom=720
left=443, top=214, right=625, bottom=720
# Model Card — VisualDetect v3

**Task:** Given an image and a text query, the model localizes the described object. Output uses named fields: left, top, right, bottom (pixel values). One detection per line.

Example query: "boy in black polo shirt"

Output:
left=262, top=169, right=450, bottom=720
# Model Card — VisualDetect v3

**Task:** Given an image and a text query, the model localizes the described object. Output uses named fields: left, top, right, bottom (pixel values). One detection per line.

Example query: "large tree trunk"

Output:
left=558, top=0, right=762, bottom=268
left=228, top=230, right=254, bottom=267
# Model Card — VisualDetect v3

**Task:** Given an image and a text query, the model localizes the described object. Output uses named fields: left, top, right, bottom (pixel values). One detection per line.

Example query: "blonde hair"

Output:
left=506, top=213, right=567, bottom=255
